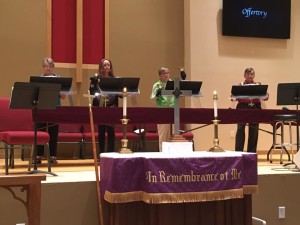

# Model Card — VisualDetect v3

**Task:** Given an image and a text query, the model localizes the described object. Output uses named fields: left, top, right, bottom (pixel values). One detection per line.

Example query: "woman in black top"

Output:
left=89, top=59, right=118, bottom=157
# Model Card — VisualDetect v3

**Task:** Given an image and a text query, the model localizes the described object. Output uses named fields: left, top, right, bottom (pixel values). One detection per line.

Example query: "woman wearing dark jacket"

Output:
left=89, top=59, right=118, bottom=157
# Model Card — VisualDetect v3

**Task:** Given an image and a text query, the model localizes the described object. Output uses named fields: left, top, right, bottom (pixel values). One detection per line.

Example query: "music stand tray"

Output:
left=164, top=80, right=203, bottom=97
left=30, top=76, right=72, bottom=93
left=277, top=83, right=300, bottom=105
left=10, top=82, right=61, bottom=109
left=99, top=77, right=140, bottom=95
left=231, top=85, right=268, bottom=99
left=10, top=82, right=61, bottom=176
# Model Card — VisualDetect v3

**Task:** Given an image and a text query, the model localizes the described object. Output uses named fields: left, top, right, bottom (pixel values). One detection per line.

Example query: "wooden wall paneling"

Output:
left=184, top=202, right=201, bottom=225
left=214, top=200, right=226, bottom=225
left=199, top=201, right=215, bottom=225
left=103, top=197, right=252, bottom=225
left=231, top=198, right=245, bottom=225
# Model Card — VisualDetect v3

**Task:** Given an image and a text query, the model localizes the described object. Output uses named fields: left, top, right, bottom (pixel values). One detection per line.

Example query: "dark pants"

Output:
left=235, top=102, right=261, bottom=153
left=37, top=123, right=59, bottom=157
left=98, top=125, right=115, bottom=154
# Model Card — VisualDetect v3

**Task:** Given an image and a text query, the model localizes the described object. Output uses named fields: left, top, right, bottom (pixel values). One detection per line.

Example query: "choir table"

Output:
left=36, top=106, right=292, bottom=124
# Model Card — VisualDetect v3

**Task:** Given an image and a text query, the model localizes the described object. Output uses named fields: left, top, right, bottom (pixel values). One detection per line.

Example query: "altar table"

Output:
left=100, top=151, right=257, bottom=225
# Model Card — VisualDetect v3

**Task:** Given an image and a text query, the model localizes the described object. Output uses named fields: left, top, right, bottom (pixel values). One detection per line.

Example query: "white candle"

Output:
left=123, top=87, right=127, bottom=116
left=213, top=90, right=218, bottom=118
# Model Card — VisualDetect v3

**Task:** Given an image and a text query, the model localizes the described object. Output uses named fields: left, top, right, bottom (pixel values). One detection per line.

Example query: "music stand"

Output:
left=10, top=82, right=61, bottom=176
left=165, top=80, right=203, bottom=97
left=98, top=77, right=140, bottom=153
left=30, top=76, right=74, bottom=105
left=99, top=77, right=140, bottom=95
left=277, top=83, right=300, bottom=152
left=30, top=76, right=72, bottom=92
left=277, top=83, right=300, bottom=107
left=162, top=78, right=202, bottom=141
left=231, top=85, right=268, bottom=99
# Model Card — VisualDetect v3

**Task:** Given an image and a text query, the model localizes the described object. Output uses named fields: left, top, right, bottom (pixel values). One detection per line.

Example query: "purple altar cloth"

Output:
left=100, top=152, right=258, bottom=204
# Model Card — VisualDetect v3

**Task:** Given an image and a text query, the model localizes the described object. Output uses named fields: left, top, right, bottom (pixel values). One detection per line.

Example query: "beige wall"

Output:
left=2, top=1, right=300, bottom=225
left=186, top=0, right=300, bottom=151
left=0, top=0, right=183, bottom=107
left=0, top=0, right=47, bottom=98
left=109, top=0, right=184, bottom=107
left=252, top=174, right=300, bottom=225
left=1, top=1, right=299, bottom=150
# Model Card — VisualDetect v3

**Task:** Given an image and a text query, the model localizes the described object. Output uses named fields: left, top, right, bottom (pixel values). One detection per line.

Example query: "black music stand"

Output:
left=30, top=76, right=73, bottom=105
left=30, top=76, right=72, bottom=92
left=231, top=85, right=268, bottom=99
left=99, top=77, right=140, bottom=94
left=277, top=83, right=300, bottom=108
left=277, top=83, right=300, bottom=155
left=165, top=80, right=203, bottom=97
left=10, top=82, right=61, bottom=176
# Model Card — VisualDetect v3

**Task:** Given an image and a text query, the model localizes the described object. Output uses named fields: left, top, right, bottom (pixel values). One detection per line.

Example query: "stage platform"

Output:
left=1, top=152, right=300, bottom=225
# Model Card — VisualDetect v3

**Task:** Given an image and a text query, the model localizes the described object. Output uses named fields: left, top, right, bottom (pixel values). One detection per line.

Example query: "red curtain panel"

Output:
left=51, top=0, right=105, bottom=64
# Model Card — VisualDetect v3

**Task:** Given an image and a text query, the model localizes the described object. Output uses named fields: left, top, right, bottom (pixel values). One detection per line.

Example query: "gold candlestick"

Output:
left=120, top=87, right=132, bottom=154
left=120, top=117, right=132, bottom=154
left=209, top=91, right=224, bottom=152
left=209, top=119, right=224, bottom=152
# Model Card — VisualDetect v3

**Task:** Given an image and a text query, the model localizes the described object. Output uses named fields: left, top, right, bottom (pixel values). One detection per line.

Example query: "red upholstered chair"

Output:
left=58, top=123, right=85, bottom=159
left=0, top=98, right=50, bottom=175
left=82, top=123, right=98, bottom=140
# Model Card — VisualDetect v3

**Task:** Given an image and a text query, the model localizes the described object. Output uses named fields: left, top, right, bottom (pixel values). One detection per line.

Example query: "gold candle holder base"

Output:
left=208, top=119, right=225, bottom=152
left=209, top=146, right=224, bottom=152
left=119, top=118, right=133, bottom=154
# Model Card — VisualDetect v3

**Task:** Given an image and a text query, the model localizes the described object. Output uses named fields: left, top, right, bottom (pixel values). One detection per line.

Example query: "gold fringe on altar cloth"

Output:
left=243, top=185, right=259, bottom=195
left=104, top=188, right=256, bottom=204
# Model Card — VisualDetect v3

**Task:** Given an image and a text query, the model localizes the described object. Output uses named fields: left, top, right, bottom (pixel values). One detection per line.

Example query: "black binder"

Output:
left=99, top=77, right=140, bottom=94
left=231, top=85, right=268, bottom=98
left=165, top=80, right=202, bottom=96
left=10, top=82, right=61, bottom=109
left=277, top=83, right=300, bottom=105
left=30, top=76, right=72, bottom=92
